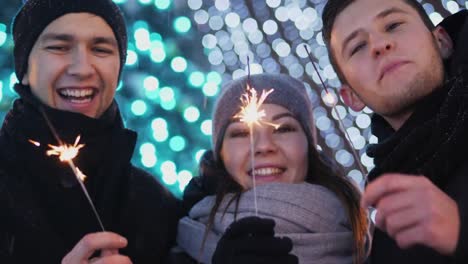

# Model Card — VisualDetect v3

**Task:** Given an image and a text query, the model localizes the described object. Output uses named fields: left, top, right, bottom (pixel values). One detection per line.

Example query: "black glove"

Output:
left=212, top=216, right=298, bottom=264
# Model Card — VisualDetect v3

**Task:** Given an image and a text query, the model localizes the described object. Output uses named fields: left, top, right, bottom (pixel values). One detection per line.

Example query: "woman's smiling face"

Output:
left=220, top=104, right=309, bottom=189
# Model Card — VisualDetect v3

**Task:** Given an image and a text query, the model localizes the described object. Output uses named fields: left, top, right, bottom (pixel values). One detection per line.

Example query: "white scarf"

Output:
left=177, top=182, right=354, bottom=264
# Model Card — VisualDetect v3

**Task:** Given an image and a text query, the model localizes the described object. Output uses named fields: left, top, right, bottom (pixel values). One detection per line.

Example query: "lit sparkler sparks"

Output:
left=233, top=60, right=278, bottom=216
left=29, top=134, right=100, bottom=228
left=28, top=139, right=41, bottom=147
left=30, top=135, right=87, bottom=182
left=235, top=84, right=273, bottom=217
left=234, top=84, right=277, bottom=129
left=46, top=135, right=85, bottom=163
left=29, top=108, right=104, bottom=231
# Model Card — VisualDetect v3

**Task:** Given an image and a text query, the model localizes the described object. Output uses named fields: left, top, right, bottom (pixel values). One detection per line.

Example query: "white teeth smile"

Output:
left=58, top=88, right=95, bottom=102
left=252, top=167, right=283, bottom=176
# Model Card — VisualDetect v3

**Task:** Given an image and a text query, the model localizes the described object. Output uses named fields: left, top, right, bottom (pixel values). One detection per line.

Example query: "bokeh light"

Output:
left=0, top=0, right=463, bottom=198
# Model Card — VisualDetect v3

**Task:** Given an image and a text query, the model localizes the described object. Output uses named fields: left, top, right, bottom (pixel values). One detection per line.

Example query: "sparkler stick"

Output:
left=37, top=107, right=105, bottom=231
left=246, top=60, right=258, bottom=217
left=234, top=84, right=276, bottom=216
left=303, top=45, right=375, bottom=257
left=234, top=58, right=278, bottom=216
left=303, top=45, right=367, bottom=179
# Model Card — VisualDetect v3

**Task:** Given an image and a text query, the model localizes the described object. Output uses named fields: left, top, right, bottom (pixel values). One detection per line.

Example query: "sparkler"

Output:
left=234, top=60, right=277, bottom=216
left=303, top=45, right=374, bottom=256
left=303, top=45, right=367, bottom=179
left=45, top=135, right=87, bottom=182
left=29, top=108, right=105, bottom=231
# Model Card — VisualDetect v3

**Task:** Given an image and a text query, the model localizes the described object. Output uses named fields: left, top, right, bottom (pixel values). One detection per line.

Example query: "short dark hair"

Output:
left=322, top=0, right=435, bottom=83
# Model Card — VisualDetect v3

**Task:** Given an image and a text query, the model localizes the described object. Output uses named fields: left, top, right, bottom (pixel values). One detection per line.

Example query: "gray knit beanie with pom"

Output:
left=212, top=73, right=316, bottom=162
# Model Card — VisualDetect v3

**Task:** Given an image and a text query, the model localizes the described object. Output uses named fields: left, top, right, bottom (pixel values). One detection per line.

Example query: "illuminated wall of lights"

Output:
left=0, top=0, right=465, bottom=196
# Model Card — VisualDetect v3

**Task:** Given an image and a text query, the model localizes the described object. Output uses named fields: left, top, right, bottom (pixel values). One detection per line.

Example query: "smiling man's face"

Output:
left=23, top=13, right=120, bottom=118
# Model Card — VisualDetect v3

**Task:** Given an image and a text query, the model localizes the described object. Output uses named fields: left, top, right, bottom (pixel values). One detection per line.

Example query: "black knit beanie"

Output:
left=12, top=0, right=128, bottom=82
left=212, top=73, right=317, bottom=162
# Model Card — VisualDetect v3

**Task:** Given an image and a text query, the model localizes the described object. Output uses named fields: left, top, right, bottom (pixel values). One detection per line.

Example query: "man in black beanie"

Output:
left=321, top=0, right=468, bottom=263
left=0, top=0, right=182, bottom=263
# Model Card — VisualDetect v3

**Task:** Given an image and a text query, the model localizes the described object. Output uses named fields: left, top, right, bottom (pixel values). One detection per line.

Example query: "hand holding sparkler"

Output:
left=62, top=232, right=131, bottom=264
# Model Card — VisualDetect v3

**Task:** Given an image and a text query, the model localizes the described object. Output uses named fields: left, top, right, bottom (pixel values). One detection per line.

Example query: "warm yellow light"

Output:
left=46, top=135, right=85, bottom=162
left=234, top=84, right=278, bottom=129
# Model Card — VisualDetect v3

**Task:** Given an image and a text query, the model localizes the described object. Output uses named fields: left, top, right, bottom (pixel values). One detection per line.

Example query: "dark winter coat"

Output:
left=0, top=85, right=183, bottom=263
left=366, top=10, right=468, bottom=264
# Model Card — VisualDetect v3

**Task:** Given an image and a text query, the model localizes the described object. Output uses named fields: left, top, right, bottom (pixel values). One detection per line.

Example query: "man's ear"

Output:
left=433, top=26, right=454, bottom=59
left=339, top=84, right=365, bottom=112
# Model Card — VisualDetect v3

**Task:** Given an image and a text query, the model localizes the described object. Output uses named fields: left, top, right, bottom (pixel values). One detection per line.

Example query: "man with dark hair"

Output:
left=322, top=0, right=468, bottom=263
left=0, top=0, right=182, bottom=263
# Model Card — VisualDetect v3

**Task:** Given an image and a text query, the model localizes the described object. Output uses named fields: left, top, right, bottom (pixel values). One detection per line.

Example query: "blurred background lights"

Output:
left=153, top=128, right=169, bottom=142
left=138, top=0, right=151, bottom=5
left=9, top=73, right=18, bottom=92
left=140, top=142, right=157, bottom=168
left=201, top=120, right=212, bottom=136
left=134, top=28, right=151, bottom=51
left=159, top=87, right=175, bottom=102
left=178, top=170, right=193, bottom=191
left=225, top=12, right=241, bottom=28
left=174, top=16, right=192, bottom=33
left=143, top=76, right=160, bottom=99
left=187, top=0, right=202, bottom=10
left=194, top=10, right=209, bottom=24
left=150, top=41, right=166, bottom=63
left=215, top=0, right=230, bottom=11
left=151, top=117, right=167, bottom=131
left=169, top=135, right=187, bottom=152
left=266, top=0, right=281, bottom=8
left=126, top=50, right=138, bottom=66
left=429, top=12, right=444, bottom=24
left=189, top=71, right=205, bottom=87
left=195, top=149, right=207, bottom=163
left=207, top=71, right=222, bottom=85
left=155, top=0, right=171, bottom=10
left=162, top=171, right=177, bottom=185
left=202, top=82, right=219, bottom=96
left=171, top=57, right=188, bottom=72
left=141, top=154, right=157, bottom=168
left=0, top=0, right=463, bottom=197
left=131, top=100, right=147, bottom=116
left=263, top=20, right=278, bottom=35
left=184, top=106, right=201, bottom=122
left=140, top=142, right=156, bottom=156
left=322, top=92, right=337, bottom=106
left=161, top=160, right=177, bottom=174
left=0, top=24, right=7, bottom=47
left=447, top=1, right=460, bottom=13
left=209, top=16, right=225, bottom=31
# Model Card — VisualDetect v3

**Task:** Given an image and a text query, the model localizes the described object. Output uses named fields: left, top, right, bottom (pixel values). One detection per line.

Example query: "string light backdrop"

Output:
left=0, top=0, right=465, bottom=196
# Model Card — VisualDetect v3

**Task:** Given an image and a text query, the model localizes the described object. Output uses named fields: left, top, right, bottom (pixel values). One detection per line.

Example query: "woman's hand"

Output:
left=212, top=216, right=298, bottom=264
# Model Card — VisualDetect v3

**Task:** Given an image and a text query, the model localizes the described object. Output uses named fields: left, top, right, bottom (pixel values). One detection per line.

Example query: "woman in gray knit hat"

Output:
left=173, top=73, right=369, bottom=264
